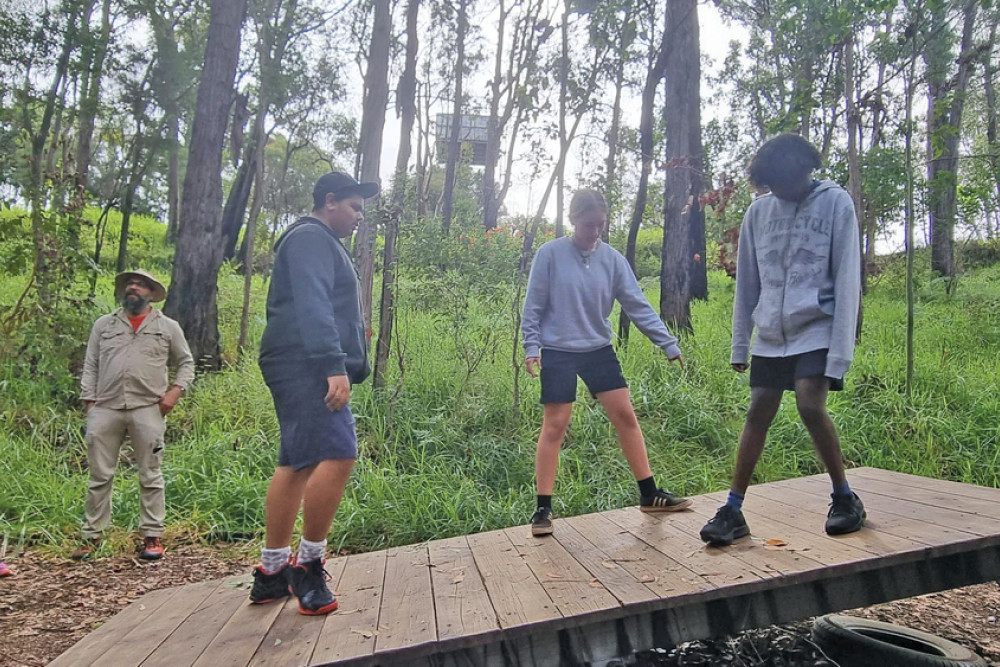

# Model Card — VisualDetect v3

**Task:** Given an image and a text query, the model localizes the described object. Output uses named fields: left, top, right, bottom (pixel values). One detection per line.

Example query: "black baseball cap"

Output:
left=313, top=171, right=379, bottom=206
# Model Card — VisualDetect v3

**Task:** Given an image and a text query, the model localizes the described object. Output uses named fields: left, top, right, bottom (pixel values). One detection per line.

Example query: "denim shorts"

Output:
left=749, top=349, right=844, bottom=392
left=539, top=345, right=628, bottom=404
left=266, top=373, right=358, bottom=470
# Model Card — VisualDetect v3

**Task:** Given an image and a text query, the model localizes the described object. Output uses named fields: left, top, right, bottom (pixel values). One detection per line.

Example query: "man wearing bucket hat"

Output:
left=248, top=171, right=378, bottom=615
left=74, top=269, right=194, bottom=560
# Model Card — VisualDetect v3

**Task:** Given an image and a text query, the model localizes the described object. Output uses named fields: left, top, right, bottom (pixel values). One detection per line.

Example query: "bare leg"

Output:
left=302, top=459, right=356, bottom=542
left=264, top=466, right=312, bottom=549
left=731, top=387, right=784, bottom=495
left=596, top=388, right=653, bottom=481
left=794, top=377, right=847, bottom=486
left=535, top=403, right=573, bottom=495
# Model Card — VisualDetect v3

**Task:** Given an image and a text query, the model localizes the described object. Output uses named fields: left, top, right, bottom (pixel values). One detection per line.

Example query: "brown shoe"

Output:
left=71, top=538, right=101, bottom=560
left=139, top=536, right=165, bottom=560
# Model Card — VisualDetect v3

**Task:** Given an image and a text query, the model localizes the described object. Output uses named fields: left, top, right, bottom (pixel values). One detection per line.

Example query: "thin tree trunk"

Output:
left=355, top=0, right=391, bottom=330
left=76, top=0, right=110, bottom=192
left=374, top=0, right=419, bottom=389
left=555, top=0, right=568, bottom=238
left=165, top=0, right=248, bottom=370
left=618, top=15, right=668, bottom=343
left=441, top=0, right=468, bottom=234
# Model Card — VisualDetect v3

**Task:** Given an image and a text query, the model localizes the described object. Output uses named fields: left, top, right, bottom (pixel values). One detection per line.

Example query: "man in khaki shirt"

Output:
left=74, top=270, right=194, bottom=560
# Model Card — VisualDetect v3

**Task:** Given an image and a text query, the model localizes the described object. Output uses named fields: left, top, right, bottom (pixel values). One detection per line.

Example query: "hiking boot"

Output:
left=249, top=563, right=291, bottom=604
left=71, top=538, right=101, bottom=560
left=139, top=536, right=165, bottom=560
left=640, top=489, right=692, bottom=513
left=699, top=505, right=751, bottom=546
left=825, top=492, right=866, bottom=535
left=289, top=559, right=338, bottom=615
left=531, top=506, right=554, bottom=536
left=0, top=562, right=11, bottom=578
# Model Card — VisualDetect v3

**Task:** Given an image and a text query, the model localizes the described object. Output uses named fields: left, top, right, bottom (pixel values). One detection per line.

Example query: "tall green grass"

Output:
left=2, top=236, right=999, bottom=555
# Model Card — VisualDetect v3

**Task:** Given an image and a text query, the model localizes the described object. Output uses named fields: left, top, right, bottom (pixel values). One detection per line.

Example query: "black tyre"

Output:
left=812, top=614, right=986, bottom=667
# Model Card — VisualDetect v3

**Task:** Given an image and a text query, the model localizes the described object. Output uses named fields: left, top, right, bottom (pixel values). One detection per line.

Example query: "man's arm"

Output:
left=159, top=319, right=195, bottom=414
left=81, top=318, right=103, bottom=410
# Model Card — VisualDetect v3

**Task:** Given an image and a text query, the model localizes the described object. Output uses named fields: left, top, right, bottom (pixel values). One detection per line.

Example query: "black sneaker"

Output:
left=640, top=489, right=692, bottom=513
left=531, top=506, right=554, bottom=536
left=825, top=492, right=866, bottom=535
left=248, top=563, right=291, bottom=605
left=699, top=505, right=751, bottom=546
left=289, top=559, right=338, bottom=615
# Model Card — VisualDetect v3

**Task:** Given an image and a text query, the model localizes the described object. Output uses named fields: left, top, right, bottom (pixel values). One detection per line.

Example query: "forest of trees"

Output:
left=2, top=0, right=999, bottom=377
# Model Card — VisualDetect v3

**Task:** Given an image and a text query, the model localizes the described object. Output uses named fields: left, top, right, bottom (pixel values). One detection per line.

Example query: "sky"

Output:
left=369, top=2, right=748, bottom=224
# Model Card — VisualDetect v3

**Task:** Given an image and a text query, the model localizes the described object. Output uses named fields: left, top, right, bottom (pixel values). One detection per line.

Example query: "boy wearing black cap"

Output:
left=249, top=172, right=378, bottom=615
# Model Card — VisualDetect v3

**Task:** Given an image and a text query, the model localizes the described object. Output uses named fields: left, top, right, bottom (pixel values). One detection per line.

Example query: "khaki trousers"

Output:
left=82, top=404, right=166, bottom=538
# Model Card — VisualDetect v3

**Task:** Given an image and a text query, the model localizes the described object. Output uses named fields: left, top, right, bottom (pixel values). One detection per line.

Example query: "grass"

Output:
left=2, top=223, right=1000, bottom=556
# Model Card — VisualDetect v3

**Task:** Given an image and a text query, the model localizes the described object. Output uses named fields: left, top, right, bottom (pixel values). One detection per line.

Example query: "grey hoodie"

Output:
left=731, top=180, right=861, bottom=379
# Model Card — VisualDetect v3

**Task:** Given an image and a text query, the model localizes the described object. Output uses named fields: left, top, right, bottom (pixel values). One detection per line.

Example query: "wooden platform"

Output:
left=51, top=468, right=1000, bottom=666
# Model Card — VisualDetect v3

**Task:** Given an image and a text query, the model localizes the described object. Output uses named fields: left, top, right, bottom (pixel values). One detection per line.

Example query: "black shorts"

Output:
left=749, top=349, right=843, bottom=392
left=266, top=372, right=359, bottom=470
left=539, top=346, right=627, bottom=404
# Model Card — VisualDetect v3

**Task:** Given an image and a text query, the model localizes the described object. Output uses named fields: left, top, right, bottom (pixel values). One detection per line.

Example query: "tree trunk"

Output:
left=926, top=1, right=977, bottom=277
left=441, top=0, right=468, bottom=235
left=555, top=0, right=569, bottom=238
left=355, top=0, right=391, bottom=330
left=482, top=0, right=509, bottom=231
left=221, top=154, right=256, bottom=261
left=75, top=0, right=110, bottom=192
left=660, top=0, right=701, bottom=332
left=618, top=16, right=668, bottom=344
left=166, top=112, right=180, bottom=242
left=603, top=26, right=627, bottom=242
left=374, top=0, right=419, bottom=389
left=165, top=0, right=248, bottom=371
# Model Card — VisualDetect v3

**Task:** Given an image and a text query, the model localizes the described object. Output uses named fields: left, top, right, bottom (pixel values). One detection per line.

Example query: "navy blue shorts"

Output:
left=749, top=349, right=844, bottom=392
left=266, top=373, right=358, bottom=470
left=539, top=346, right=627, bottom=404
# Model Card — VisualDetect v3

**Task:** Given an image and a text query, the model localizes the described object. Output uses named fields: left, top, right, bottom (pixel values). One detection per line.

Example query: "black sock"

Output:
left=637, top=476, right=657, bottom=498
left=536, top=495, right=552, bottom=510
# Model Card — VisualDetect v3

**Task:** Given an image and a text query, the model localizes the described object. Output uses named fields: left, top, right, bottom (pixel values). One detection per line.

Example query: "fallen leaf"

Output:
left=351, top=628, right=376, bottom=639
left=546, top=572, right=563, bottom=579
left=452, top=574, right=465, bottom=584
left=640, top=575, right=656, bottom=583
left=765, top=539, right=788, bottom=547
left=588, top=578, right=602, bottom=588
left=601, top=560, right=617, bottom=570
left=273, top=639, right=282, bottom=647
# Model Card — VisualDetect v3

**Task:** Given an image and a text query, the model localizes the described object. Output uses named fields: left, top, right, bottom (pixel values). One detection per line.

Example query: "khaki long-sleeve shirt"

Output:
left=81, top=308, right=195, bottom=409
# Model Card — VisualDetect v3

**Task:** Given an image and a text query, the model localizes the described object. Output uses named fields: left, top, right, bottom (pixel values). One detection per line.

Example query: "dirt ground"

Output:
left=1, top=544, right=998, bottom=666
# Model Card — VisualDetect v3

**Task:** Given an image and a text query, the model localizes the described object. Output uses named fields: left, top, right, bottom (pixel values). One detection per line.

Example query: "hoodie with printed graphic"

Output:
left=731, top=180, right=861, bottom=379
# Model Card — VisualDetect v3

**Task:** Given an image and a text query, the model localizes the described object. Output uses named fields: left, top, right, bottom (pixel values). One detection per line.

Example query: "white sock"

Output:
left=297, top=538, right=326, bottom=564
left=261, top=546, right=291, bottom=573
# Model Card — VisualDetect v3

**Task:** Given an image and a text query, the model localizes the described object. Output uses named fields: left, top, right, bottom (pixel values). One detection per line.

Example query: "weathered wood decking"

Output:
left=51, top=468, right=1000, bottom=666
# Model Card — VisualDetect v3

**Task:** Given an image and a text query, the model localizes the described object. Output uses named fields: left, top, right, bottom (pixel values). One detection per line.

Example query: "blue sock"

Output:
left=832, top=481, right=852, bottom=497
left=726, top=490, right=744, bottom=511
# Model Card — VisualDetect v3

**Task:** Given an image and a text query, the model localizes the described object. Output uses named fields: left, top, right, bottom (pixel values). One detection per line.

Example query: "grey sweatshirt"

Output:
left=731, top=180, right=861, bottom=379
left=522, top=237, right=681, bottom=359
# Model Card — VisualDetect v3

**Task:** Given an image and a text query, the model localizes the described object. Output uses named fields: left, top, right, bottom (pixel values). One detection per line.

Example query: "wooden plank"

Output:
left=838, top=474, right=1000, bottom=525
left=311, top=549, right=387, bottom=664
left=792, top=474, right=1000, bottom=541
left=505, top=526, right=621, bottom=617
left=428, top=536, right=499, bottom=640
left=853, top=467, right=1000, bottom=503
left=49, top=586, right=178, bottom=667
left=248, top=558, right=348, bottom=667
left=467, top=528, right=560, bottom=629
left=556, top=515, right=661, bottom=605
left=191, top=583, right=287, bottom=667
left=140, top=577, right=248, bottom=667
left=99, top=580, right=219, bottom=667
left=745, top=482, right=930, bottom=554
left=564, top=511, right=708, bottom=599
left=374, top=545, right=437, bottom=654
left=673, top=494, right=851, bottom=575
left=606, top=506, right=766, bottom=591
